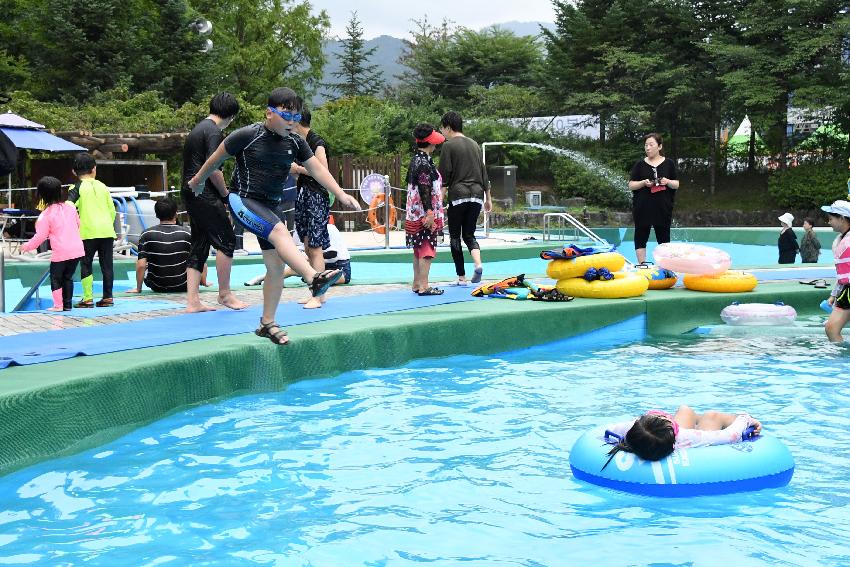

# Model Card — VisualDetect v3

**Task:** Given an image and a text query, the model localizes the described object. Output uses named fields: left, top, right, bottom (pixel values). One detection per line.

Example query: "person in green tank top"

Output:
left=68, top=153, right=116, bottom=307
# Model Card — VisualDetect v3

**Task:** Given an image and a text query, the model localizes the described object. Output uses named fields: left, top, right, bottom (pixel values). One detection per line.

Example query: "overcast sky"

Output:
left=310, top=0, right=556, bottom=39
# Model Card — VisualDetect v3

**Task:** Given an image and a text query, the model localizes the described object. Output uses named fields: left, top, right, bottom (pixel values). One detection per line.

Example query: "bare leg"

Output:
left=636, top=248, right=647, bottom=264
left=419, top=257, right=434, bottom=290
left=260, top=250, right=285, bottom=326
left=185, top=267, right=216, bottom=313
left=694, top=410, right=741, bottom=431
left=825, top=308, right=850, bottom=343
left=215, top=253, right=247, bottom=310
left=672, top=405, right=697, bottom=429
left=299, top=238, right=325, bottom=309
left=471, top=248, right=483, bottom=271
left=266, top=223, right=317, bottom=282
left=200, top=264, right=211, bottom=287
left=412, top=255, right=421, bottom=292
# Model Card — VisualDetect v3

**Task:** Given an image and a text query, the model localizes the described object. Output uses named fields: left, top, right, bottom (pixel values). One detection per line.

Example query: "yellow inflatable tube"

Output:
left=683, top=270, right=758, bottom=293
left=556, top=272, right=649, bottom=299
left=547, top=252, right=626, bottom=280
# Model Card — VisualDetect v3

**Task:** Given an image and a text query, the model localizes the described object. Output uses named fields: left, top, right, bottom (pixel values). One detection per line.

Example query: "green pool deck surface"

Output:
left=0, top=274, right=833, bottom=478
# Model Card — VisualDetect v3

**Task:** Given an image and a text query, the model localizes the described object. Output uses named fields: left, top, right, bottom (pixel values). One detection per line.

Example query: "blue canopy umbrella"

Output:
left=0, top=112, right=86, bottom=206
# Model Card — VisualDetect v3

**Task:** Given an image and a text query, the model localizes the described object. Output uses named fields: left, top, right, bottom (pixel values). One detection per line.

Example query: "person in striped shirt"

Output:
left=127, top=198, right=204, bottom=293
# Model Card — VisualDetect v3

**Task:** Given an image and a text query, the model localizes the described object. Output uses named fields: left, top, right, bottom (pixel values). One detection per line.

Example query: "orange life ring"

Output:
left=367, top=193, right=397, bottom=234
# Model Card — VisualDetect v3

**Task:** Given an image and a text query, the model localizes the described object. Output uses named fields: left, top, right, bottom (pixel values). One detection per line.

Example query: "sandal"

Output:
left=417, top=287, right=444, bottom=296
left=308, top=269, right=342, bottom=297
left=96, top=298, right=114, bottom=307
left=74, top=299, right=94, bottom=308
left=255, top=320, right=289, bottom=345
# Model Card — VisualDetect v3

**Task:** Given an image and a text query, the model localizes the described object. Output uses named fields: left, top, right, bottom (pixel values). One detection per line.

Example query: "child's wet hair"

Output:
left=601, top=414, right=676, bottom=470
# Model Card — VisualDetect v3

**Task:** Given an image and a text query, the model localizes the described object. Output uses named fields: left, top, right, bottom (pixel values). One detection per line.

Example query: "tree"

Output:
left=191, top=0, right=329, bottom=104
left=23, top=0, right=206, bottom=104
left=326, top=12, right=384, bottom=99
left=542, top=0, right=654, bottom=142
left=397, top=20, right=545, bottom=108
left=707, top=0, right=850, bottom=168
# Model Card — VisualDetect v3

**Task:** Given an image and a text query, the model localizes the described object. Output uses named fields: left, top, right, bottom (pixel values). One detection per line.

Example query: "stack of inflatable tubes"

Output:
left=653, top=242, right=757, bottom=293
left=569, top=426, right=795, bottom=497
left=547, top=252, right=648, bottom=299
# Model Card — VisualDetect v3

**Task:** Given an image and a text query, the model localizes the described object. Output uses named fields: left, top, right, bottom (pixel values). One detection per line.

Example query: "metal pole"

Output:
left=0, top=247, right=5, bottom=313
left=384, top=175, right=391, bottom=249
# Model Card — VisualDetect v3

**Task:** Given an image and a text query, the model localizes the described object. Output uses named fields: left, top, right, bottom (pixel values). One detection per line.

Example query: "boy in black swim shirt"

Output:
left=188, top=87, right=360, bottom=345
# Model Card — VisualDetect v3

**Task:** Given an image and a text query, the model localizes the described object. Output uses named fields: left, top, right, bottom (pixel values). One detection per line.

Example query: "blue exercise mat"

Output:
left=0, top=299, right=185, bottom=318
left=0, top=286, right=477, bottom=369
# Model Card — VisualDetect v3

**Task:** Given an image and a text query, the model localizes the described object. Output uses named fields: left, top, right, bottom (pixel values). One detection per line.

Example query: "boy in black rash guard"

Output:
left=181, top=92, right=246, bottom=313
left=188, top=87, right=361, bottom=346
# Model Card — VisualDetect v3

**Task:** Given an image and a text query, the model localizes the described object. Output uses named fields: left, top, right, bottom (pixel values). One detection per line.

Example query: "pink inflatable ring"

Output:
left=653, top=243, right=731, bottom=275
left=720, top=302, right=797, bottom=326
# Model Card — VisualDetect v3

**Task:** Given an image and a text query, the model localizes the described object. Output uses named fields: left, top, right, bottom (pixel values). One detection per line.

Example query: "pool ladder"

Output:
left=543, top=212, right=609, bottom=246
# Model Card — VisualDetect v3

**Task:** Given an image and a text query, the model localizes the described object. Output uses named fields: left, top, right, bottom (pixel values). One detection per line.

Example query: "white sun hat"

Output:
left=777, top=212, right=794, bottom=226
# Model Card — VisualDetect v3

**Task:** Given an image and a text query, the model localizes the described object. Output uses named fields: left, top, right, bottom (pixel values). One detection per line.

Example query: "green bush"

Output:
left=767, top=161, right=847, bottom=209
left=551, top=156, right=630, bottom=208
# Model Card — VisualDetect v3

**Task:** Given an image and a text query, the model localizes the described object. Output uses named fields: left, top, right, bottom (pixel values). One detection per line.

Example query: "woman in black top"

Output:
left=628, top=133, right=680, bottom=264
left=777, top=213, right=799, bottom=264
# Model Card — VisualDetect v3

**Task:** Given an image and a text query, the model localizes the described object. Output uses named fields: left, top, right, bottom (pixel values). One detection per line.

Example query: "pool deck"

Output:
left=0, top=233, right=839, bottom=478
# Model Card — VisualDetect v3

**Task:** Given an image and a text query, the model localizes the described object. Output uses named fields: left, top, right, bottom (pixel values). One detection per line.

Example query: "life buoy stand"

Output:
left=367, top=193, right=397, bottom=234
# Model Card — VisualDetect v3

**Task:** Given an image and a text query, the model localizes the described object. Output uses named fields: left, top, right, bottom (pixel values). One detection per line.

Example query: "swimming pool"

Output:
left=0, top=324, right=846, bottom=565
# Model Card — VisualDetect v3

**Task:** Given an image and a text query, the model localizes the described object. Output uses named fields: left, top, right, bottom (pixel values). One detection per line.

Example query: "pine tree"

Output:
left=327, top=12, right=384, bottom=99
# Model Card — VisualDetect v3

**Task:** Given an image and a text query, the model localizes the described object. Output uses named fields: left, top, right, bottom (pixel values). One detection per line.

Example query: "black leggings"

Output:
left=634, top=225, right=671, bottom=250
left=448, top=201, right=482, bottom=277
left=50, top=258, right=80, bottom=309
left=80, top=237, right=115, bottom=298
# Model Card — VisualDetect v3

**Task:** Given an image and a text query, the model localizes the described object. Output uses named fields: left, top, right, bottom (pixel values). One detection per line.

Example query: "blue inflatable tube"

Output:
left=569, top=427, right=794, bottom=497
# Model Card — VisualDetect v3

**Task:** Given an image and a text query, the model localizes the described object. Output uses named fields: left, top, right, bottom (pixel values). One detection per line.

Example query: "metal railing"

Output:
left=543, top=212, right=609, bottom=246
left=11, top=266, right=50, bottom=312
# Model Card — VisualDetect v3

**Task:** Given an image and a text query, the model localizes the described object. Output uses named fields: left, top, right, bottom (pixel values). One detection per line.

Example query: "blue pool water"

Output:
left=1, top=325, right=848, bottom=565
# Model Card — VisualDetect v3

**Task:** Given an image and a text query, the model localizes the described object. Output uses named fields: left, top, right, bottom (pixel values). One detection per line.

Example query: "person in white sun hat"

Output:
left=821, top=200, right=850, bottom=342
left=777, top=212, right=798, bottom=264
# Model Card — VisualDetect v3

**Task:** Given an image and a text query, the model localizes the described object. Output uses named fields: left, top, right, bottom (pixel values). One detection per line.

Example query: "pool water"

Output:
left=1, top=327, right=848, bottom=565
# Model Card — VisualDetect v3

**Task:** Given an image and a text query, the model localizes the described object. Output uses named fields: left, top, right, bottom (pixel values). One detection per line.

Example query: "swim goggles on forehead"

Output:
left=267, top=106, right=302, bottom=122
left=647, top=410, right=680, bottom=437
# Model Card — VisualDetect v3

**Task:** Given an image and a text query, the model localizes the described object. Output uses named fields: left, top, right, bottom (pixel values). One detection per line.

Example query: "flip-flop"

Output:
left=417, top=287, right=444, bottom=296
left=799, top=279, right=821, bottom=285
left=96, top=298, right=114, bottom=307
left=814, top=281, right=829, bottom=289
left=74, top=299, right=94, bottom=308
left=308, top=269, right=342, bottom=297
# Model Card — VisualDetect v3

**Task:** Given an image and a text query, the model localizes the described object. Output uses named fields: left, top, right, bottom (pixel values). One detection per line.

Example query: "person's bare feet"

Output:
left=185, top=301, right=216, bottom=313
left=218, top=291, right=248, bottom=310
left=47, top=306, right=63, bottom=312
left=302, top=296, right=324, bottom=309
left=200, top=279, right=212, bottom=287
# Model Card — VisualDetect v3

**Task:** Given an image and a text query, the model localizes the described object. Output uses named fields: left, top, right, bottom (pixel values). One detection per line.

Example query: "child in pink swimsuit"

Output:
left=20, top=177, right=85, bottom=311
left=821, top=200, right=850, bottom=342
left=602, top=405, right=763, bottom=469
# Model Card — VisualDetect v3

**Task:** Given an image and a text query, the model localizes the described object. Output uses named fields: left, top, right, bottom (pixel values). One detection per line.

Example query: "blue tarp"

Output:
left=0, top=286, right=478, bottom=369
left=0, top=127, right=86, bottom=152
